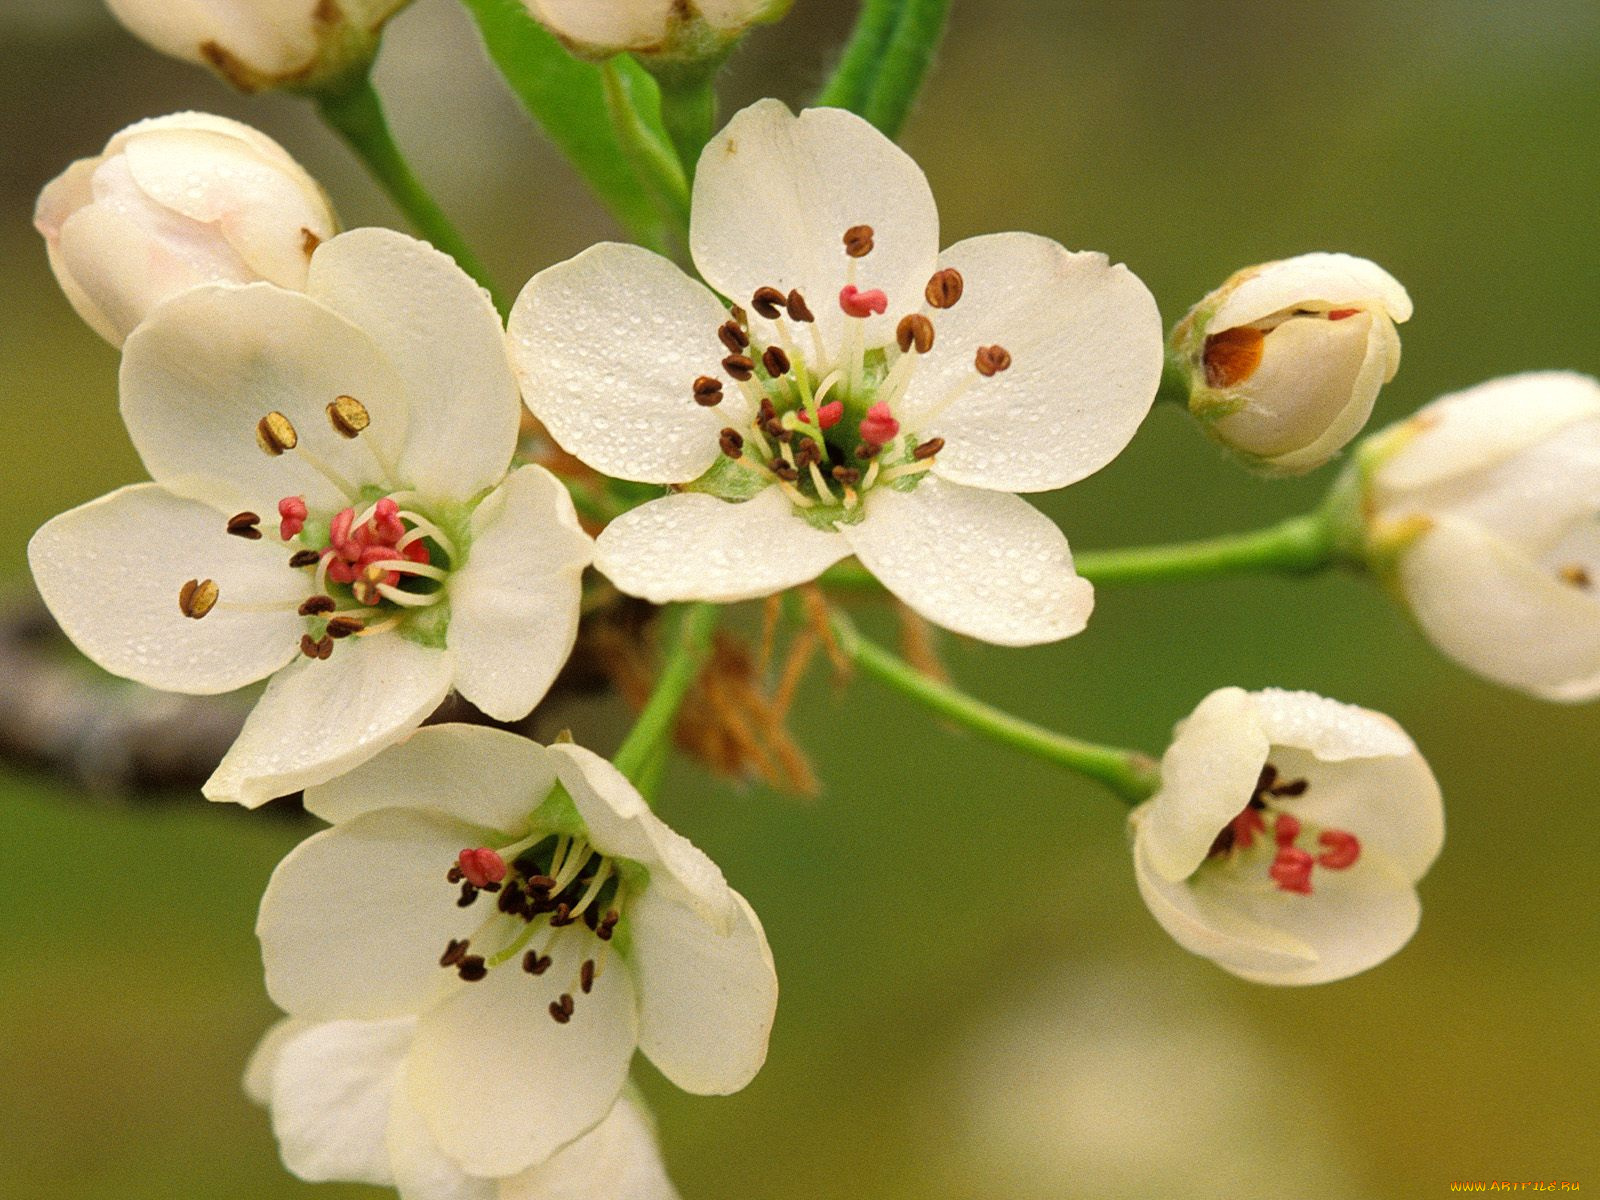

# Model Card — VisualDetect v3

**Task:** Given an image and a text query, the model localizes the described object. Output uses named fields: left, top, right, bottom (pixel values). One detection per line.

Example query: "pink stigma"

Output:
left=1317, top=829, right=1361, bottom=870
left=1269, top=847, right=1315, bottom=894
left=278, top=496, right=308, bottom=541
left=323, top=499, right=430, bottom=589
left=839, top=285, right=888, bottom=318
left=858, top=402, right=901, bottom=446
left=457, top=848, right=507, bottom=889
left=1273, top=812, right=1301, bottom=847
left=799, top=401, right=845, bottom=430
left=1326, top=308, right=1361, bottom=321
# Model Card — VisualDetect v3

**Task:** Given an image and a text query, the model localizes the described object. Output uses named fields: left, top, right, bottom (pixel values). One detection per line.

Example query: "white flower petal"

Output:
left=309, top=229, right=521, bottom=501
left=1250, top=688, right=1418, bottom=762
left=499, top=1093, right=679, bottom=1200
left=1375, top=372, right=1600, bottom=494
left=409, top=944, right=639, bottom=1177
left=595, top=489, right=849, bottom=604
left=388, top=1065, right=497, bottom=1200
left=36, top=159, right=126, bottom=344
left=528, top=0, right=677, bottom=51
left=304, top=723, right=557, bottom=831
left=549, top=744, right=735, bottom=929
left=1400, top=517, right=1600, bottom=702
left=632, top=890, right=777, bottom=1095
left=28, top=483, right=304, bottom=694
left=1210, top=252, right=1412, bottom=330
left=1137, top=687, right=1269, bottom=883
left=691, top=101, right=940, bottom=352
left=104, top=0, right=320, bottom=72
left=448, top=466, right=593, bottom=722
left=258, top=809, right=479, bottom=1020
left=120, top=282, right=411, bottom=514
left=267, top=1018, right=412, bottom=1186
left=204, top=633, right=454, bottom=808
left=243, top=1017, right=311, bottom=1107
left=899, top=234, right=1163, bottom=492
left=841, top=478, right=1093, bottom=646
left=509, top=243, right=740, bottom=484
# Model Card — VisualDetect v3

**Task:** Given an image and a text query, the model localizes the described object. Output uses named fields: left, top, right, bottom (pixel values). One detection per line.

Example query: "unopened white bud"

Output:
left=104, top=0, right=410, bottom=93
left=34, top=113, right=338, bottom=346
left=524, top=0, right=792, bottom=62
left=1172, top=253, right=1411, bottom=476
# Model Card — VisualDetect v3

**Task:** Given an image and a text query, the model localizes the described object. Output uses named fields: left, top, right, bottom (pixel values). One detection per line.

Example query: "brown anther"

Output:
left=299, top=634, right=320, bottom=659
left=550, top=903, right=574, bottom=927
left=178, top=578, right=218, bottom=619
left=558, top=993, right=575, bottom=1016
left=762, top=345, right=792, bottom=377
left=327, top=394, right=371, bottom=438
left=255, top=411, right=298, bottom=456
left=313, top=635, right=333, bottom=660
left=729, top=304, right=749, bottom=327
left=693, top=375, right=725, bottom=407
left=525, top=874, right=557, bottom=892
left=1203, top=326, right=1266, bottom=389
left=580, top=960, right=596, bottom=994
left=723, top=354, right=756, bottom=382
left=439, top=938, right=469, bottom=968
left=926, top=268, right=965, bottom=309
left=843, top=225, right=876, bottom=258
left=288, top=549, right=322, bottom=568
left=548, top=999, right=572, bottom=1024
left=855, top=442, right=883, bottom=460
left=764, top=418, right=789, bottom=440
left=719, top=428, right=745, bottom=459
left=325, top=616, right=365, bottom=639
left=757, top=397, right=777, bottom=423
left=718, top=321, right=749, bottom=353
left=752, top=287, right=787, bottom=320
left=447, top=866, right=464, bottom=884
left=974, top=345, right=1013, bottom=377
left=786, top=290, right=815, bottom=322
left=597, top=910, right=619, bottom=940
left=830, top=465, right=862, bottom=485
left=771, top=459, right=800, bottom=483
left=226, top=512, right=263, bottom=540
left=298, top=594, right=337, bottom=617
left=457, top=882, right=479, bottom=908
left=912, top=437, right=945, bottom=461
left=896, top=313, right=936, bottom=354
left=1559, top=564, right=1592, bottom=588
left=457, top=955, right=488, bottom=982
left=793, top=439, right=822, bottom=469
left=523, top=950, right=552, bottom=975
left=300, top=227, right=321, bottom=257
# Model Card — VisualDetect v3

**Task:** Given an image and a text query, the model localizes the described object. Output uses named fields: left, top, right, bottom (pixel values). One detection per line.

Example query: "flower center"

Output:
left=176, top=396, right=458, bottom=661
left=1206, top=763, right=1361, bottom=895
left=437, top=833, right=625, bottom=1025
left=689, top=225, right=1010, bottom=525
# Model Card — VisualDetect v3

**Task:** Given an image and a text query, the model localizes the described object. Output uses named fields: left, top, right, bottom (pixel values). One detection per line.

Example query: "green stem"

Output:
left=1157, top=347, right=1192, bottom=406
left=652, top=63, right=720, bottom=184
left=861, top=0, right=954, bottom=137
left=829, top=612, right=1160, bottom=804
left=816, top=0, right=901, bottom=111
left=316, top=76, right=508, bottom=313
left=601, top=61, right=691, bottom=239
left=612, top=603, right=719, bottom=789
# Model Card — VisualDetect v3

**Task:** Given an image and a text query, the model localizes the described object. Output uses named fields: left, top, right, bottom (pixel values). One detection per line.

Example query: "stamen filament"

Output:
left=292, top=446, right=361, bottom=502
left=878, top=460, right=937, bottom=483
left=808, top=462, right=837, bottom=502
left=395, top=512, right=457, bottom=561
left=367, top=558, right=448, bottom=581
left=373, top=583, right=444, bottom=608
left=354, top=616, right=403, bottom=638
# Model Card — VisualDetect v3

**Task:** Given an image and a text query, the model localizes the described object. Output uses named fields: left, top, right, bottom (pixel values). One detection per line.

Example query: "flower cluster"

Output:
left=23, top=5, right=1594, bottom=1191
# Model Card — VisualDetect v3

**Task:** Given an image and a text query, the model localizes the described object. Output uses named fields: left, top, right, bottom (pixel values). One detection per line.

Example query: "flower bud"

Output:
left=103, top=0, right=410, bottom=93
left=34, top=113, right=338, bottom=347
left=1171, top=253, right=1411, bottom=476
left=1360, top=371, right=1600, bottom=702
left=523, top=0, right=793, bottom=62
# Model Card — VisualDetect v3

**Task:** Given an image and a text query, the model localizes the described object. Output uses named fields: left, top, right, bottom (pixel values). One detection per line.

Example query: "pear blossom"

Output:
left=1171, top=253, right=1411, bottom=475
left=105, top=0, right=411, bottom=93
left=255, top=723, right=778, bottom=1176
left=524, top=0, right=791, bottom=61
left=1130, top=687, right=1443, bottom=985
left=1364, top=371, right=1600, bottom=701
left=245, top=1016, right=680, bottom=1199
left=34, top=113, right=338, bottom=347
left=28, top=229, right=592, bottom=808
left=509, top=100, right=1163, bottom=646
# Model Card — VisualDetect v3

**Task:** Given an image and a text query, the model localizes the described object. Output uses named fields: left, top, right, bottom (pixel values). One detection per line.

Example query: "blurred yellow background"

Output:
left=2, top=1, right=1597, bottom=1197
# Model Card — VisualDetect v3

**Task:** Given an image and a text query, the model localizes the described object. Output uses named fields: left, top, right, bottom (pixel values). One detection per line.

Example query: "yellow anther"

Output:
left=255, top=411, right=298, bottom=456
left=327, top=394, right=371, bottom=439
left=178, top=578, right=219, bottom=619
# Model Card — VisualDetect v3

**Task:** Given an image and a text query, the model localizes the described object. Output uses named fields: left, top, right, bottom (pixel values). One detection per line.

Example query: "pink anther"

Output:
left=1326, top=308, right=1360, bottom=321
left=1269, top=847, right=1315, bottom=895
left=800, top=401, right=845, bottom=430
left=858, top=402, right=901, bottom=446
left=839, top=285, right=888, bottom=319
left=278, top=496, right=308, bottom=541
left=1273, top=812, right=1302, bottom=848
left=1316, top=829, right=1361, bottom=870
left=457, top=848, right=507, bottom=889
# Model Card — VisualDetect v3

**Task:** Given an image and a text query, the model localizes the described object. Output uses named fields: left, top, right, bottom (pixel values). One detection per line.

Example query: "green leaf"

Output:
left=458, top=0, right=671, bottom=245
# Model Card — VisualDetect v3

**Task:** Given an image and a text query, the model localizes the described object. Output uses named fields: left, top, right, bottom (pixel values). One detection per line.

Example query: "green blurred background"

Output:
left=2, top=1, right=1598, bottom=1196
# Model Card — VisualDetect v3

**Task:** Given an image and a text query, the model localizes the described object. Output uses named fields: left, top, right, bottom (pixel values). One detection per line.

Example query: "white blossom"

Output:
left=255, top=723, right=778, bottom=1177
left=104, top=0, right=410, bottom=92
left=509, top=100, right=1163, bottom=646
left=1130, top=687, right=1443, bottom=985
left=1172, top=253, right=1411, bottom=475
left=34, top=113, right=338, bottom=347
left=246, top=1016, right=679, bottom=1199
left=523, top=0, right=790, bottom=60
left=1365, top=371, right=1600, bottom=701
left=28, top=229, right=592, bottom=808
